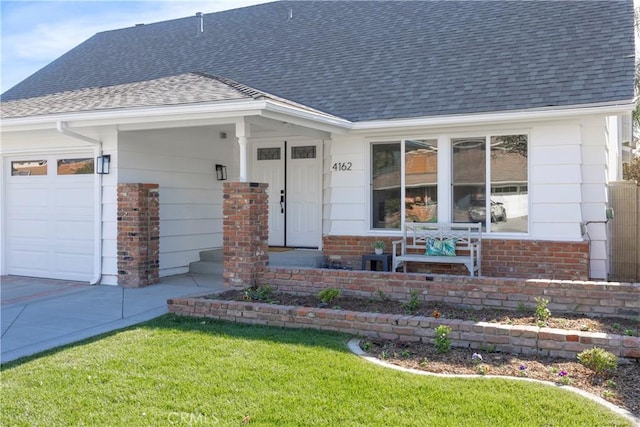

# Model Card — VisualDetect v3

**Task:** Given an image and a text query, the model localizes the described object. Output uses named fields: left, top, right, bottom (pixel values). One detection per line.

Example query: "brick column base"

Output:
left=117, top=183, right=160, bottom=287
left=223, top=182, right=269, bottom=287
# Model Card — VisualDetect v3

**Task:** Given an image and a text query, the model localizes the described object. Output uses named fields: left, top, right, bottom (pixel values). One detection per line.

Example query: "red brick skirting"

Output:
left=322, top=236, right=589, bottom=280
left=167, top=298, right=640, bottom=360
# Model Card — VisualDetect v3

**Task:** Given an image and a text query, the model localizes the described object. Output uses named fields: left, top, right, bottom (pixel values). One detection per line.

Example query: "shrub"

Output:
left=402, top=290, right=420, bottom=315
left=243, top=285, right=273, bottom=302
left=434, top=325, right=452, bottom=353
left=534, top=297, right=551, bottom=322
left=318, top=287, right=340, bottom=304
left=577, top=347, right=618, bottom=376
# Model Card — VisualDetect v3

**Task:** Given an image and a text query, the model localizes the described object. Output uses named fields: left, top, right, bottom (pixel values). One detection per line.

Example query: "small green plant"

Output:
left=372, top=240, right=386, bottom=250
left=624, top=329, right=635, bottom=336
left=557, top=369, right=571, bottom=385
left=517, top=301, right=527, bottom=313
left=377, top=289, right=389, bottom=301
left=243, top=285, right=274, bottom=302
left=605, top=379, right=617, bottom=389
left=611, top=322, right=621, bottom=331
left=318, top=287, right=340, bottom=304
left=534, top=297, right=551, bottom=323
left=401, top=349, right=411, bottom=358
left=419, top=357, right=429, bottom=367
left=602, top=390, right=616, bottom=399
left=402, top=290, right=420, bottom=315
left=361, top=341, right=372, bottom=352
left=577, top=347, right=618, bottom=377
left=379, top=351, right=389, bottom=360
left=475, top=364, right=489, bottom=375
left=434, top=325, right=452, bottom=353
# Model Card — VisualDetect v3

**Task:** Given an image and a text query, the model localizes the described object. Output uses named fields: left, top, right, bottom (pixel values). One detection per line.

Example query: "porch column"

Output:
left=236, top=118, right=250, bottom=182
left=223, top=182, right=269, bottom=287
left=117, top=183, right=160, bottom=287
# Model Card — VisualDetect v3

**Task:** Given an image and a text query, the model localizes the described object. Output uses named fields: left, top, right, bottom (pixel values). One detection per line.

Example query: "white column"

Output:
left=236, top=118, right=250, bottom=182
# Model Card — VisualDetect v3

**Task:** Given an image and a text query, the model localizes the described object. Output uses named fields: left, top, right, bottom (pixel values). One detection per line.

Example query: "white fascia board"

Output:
left=0, top=98, right=352, bottom=134
left=0, top=99, right=272, bottom=132
left=260, top=101, right=351, bottom=133
left=349, top=101, right=636, bottom=132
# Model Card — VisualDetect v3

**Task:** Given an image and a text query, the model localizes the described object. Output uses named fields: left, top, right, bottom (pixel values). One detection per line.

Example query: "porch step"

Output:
left=268, top=249, right=325, bottom=268
left=188, top=248, right=325, bottom=275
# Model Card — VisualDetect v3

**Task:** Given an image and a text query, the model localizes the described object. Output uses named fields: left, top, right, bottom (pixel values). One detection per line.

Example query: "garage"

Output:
left=4, top=153, right=95, bottom=281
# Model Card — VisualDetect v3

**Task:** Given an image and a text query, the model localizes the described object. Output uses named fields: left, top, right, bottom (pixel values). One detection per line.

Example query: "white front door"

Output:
left=251, top=141, right=321, bottom=248
left=4, top=154, right=95, bottom=281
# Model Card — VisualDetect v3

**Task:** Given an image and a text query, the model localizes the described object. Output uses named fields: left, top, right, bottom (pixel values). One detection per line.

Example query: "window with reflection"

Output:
left=57, top=158, right=94, bottom=175
left=371, top=139, right=438, bottom=229
left=11, top=160, right=47, bottom=176
left=405, top=139, right=438, bottom=223
left=452, top=135, right=528, bottom=233
left=490, top=135, right=528, bottom=233
left=372, top=143, right=401, bottom=229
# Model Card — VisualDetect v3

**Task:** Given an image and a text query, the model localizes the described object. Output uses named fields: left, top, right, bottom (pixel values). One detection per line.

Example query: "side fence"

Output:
left=609, top=181, right=640, bottom=282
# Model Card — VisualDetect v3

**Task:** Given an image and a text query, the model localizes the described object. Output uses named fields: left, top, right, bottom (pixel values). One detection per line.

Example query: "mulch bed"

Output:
left=211, top=288, right=640, bottom=417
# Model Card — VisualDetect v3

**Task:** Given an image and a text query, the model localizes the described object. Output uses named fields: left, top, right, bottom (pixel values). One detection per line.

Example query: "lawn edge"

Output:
left=347, top=338, right=640, bottom=427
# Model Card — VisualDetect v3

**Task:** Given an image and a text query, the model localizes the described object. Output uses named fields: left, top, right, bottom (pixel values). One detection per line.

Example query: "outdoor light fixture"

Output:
left=215, top=164, right=227, bottom=181
left=96, top=154, right=111, bottom=174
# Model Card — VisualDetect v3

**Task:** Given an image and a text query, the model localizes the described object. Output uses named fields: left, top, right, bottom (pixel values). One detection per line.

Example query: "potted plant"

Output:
left=372, top=240, right=386, bottom=255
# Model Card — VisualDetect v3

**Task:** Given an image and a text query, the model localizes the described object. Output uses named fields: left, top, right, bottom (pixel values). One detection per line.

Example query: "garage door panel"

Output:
left=7, top=219, right=49, bottom=237
left=5, top=153, right=95, bottom=281
left=6, top=186, right=50, bottom=208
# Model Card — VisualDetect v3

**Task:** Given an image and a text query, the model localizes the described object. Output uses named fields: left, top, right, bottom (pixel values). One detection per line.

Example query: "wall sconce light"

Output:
left=96, top=154, right=111, bottom=174
left=215, top=164, right=227, bottom=181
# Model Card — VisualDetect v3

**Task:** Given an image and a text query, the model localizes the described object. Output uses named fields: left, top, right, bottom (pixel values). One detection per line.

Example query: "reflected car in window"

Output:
left=468, top=200, right=507, bottom=223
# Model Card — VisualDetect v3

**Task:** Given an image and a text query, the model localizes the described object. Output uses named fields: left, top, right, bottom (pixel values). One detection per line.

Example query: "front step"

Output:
left=188, top=248, right=325, bottom=275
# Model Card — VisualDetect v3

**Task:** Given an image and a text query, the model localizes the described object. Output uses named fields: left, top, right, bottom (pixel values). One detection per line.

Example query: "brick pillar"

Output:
left=117, top=183, right=160, bottom=287
left=223, top=182, right=269, bottom=287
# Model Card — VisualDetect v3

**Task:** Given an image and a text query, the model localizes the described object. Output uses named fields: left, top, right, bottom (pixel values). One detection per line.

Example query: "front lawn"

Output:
left=1, top=315, right=633, bottom=426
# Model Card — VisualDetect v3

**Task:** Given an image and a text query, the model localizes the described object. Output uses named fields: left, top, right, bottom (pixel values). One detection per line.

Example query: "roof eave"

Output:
left=350, top=100, right=636, bottom=131
left=0, top=98, right=352, bottom=134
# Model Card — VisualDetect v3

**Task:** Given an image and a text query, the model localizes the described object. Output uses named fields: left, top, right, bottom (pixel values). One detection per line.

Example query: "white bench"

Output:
left=392, top=222, right=482, bottom=276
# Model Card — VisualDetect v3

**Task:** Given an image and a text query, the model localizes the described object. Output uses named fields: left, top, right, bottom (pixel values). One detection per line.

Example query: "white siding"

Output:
left=118, top=126, right=234, bottom=277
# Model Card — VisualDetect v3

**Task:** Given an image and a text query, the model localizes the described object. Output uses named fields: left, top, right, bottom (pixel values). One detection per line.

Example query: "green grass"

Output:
left=1, top=315, right=632, bottom=426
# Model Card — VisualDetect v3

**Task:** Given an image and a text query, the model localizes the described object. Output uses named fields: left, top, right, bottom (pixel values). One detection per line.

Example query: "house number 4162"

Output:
left=332, top=162, right=352, bottom=171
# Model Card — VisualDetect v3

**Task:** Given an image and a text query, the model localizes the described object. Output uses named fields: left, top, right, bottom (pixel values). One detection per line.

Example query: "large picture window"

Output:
left=452, top=134, right=528, bottom=233
left=371, top=139, right=438, bottom=229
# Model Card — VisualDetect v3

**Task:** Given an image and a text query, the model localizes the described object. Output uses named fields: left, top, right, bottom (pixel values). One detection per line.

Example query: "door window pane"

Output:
left=405, top=139, right=438, bottom=223
left=257, top=147, right=281, bottom=160
left=372, top=142, right=401, bottom=229
left=57, top=158, right=94, bottom=175
left=452, top=137, right=486, bottom=226
left=291, top=146, right=316, bottom=159
left=490, top=135, right=528, bottom=232
left=11, top=160, right=47, bottom=176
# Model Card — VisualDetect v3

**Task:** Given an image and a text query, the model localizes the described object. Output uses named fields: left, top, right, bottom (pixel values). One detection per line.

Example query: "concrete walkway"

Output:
left=1, top=274, right=225, bottom=364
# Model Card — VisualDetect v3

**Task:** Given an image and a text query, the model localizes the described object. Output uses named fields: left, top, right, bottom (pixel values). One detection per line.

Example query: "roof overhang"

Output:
left=349, top=100, right=636, bottom=132
left=0, top=98, right=352, bottom=134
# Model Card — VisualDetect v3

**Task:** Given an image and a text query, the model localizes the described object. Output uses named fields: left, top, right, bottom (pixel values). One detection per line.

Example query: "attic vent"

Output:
left=196, top=12, right=203, bottom=34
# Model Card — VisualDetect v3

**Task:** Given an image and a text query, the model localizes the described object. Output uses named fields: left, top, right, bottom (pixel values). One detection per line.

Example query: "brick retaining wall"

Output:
left=167, top=298, right=640, bottom=360
left=258, top=268, right=640, bottom=320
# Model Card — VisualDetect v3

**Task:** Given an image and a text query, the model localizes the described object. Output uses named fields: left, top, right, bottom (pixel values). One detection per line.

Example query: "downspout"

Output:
left=56, top=121, right=103, bottom=285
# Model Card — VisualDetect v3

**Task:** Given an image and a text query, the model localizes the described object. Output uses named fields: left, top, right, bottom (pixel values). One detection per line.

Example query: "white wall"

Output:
left=118, top=126, right=234, bottom=277
left=324, top=117, right=610, bottom=244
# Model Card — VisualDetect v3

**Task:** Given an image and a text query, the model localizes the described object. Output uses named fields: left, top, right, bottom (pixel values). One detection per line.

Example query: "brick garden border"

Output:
left=167, top=297, right=640, bottom=361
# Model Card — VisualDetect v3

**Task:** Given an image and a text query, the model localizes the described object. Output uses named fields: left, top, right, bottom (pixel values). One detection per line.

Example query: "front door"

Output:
left=251, top=141, right=321, bottom=248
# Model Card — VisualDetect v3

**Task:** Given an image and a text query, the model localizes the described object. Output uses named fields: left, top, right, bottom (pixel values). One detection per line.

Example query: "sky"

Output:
left=0, top=0, right=273, bottom=94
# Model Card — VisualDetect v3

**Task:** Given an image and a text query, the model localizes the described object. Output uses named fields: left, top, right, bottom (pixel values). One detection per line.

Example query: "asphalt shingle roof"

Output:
left=1, top=0, right=635, bottom=122
left=0, top=73, right=336, bottom=118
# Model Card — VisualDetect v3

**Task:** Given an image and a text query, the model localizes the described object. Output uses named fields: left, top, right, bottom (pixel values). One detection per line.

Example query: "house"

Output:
left=0, top=1, right=635, bottom=285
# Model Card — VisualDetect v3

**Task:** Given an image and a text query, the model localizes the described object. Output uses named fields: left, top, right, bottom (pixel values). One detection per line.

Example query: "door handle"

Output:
left=280, top=190, right=285, bottom=213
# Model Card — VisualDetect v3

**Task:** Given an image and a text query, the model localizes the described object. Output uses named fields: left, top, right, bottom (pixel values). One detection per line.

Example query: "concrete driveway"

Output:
left=1, top=274, right=224, bottom=363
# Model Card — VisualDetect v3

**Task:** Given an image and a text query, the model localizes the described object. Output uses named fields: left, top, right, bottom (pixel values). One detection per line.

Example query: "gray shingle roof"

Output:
left=1, top=0, right=635, bottom=122
left=0, top=72, right=336, bottom=119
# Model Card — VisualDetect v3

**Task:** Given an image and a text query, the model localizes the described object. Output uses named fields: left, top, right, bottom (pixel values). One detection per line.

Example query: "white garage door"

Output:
left=5, top=154, right=95, bottom=281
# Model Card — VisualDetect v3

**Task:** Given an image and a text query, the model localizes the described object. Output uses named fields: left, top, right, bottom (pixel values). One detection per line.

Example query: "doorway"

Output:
left=251, top=140, right=322, bottom=248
